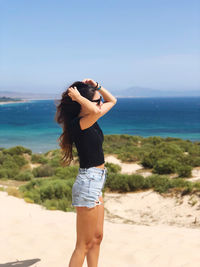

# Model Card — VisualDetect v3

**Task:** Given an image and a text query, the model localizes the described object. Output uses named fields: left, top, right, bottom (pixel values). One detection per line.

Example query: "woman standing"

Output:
left=55, top=78, right=117, bottom=267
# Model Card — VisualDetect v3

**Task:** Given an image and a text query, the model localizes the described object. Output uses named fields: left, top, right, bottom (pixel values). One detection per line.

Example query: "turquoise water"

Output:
left=0, top=97, right=199, bottom=153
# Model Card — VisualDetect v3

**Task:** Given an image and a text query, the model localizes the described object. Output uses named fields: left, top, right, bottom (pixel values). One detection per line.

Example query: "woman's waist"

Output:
left=79, top=165, right=107, bottom=175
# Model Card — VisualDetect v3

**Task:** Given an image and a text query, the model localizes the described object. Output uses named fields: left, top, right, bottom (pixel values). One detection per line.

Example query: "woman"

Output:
left=55, top=78, right=117, bottom=267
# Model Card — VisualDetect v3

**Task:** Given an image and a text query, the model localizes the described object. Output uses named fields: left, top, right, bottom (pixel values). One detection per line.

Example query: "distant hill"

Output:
left=111, top=87, right=200, bottom=97
left=1, top=88, right=200, bottom=99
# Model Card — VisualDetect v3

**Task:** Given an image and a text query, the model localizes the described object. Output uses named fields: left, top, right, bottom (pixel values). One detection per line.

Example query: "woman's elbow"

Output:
left=112, top=98, right=117, bottom=105
left=114, top=98, right=117, bottom=104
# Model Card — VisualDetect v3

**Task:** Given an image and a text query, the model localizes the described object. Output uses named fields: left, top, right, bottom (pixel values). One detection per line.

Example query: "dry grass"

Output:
left=5, top=186, right=23, bottom=198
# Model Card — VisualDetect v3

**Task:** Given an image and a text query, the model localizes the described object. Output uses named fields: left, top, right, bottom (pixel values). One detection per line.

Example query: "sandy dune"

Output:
left=1, top=191, right=200, bottom=267
left=105, top=155, right=144, bottom=174
left=104, top=190, right=200, bottom=228
left=1, top=155, right=200, bottom=266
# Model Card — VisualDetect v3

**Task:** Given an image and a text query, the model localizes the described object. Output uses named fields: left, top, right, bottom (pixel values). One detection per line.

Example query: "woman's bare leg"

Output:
left=86, top=196, right=104, bottom=267
left=68, top=206, right=98, bottom=267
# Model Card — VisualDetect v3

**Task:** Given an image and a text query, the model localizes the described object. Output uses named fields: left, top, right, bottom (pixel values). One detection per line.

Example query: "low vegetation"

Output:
left=0, top=135, right=199, bottom=212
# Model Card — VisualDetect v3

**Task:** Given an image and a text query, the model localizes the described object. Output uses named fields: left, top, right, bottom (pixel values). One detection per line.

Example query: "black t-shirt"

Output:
left=69, top=116, right=105, bottom=168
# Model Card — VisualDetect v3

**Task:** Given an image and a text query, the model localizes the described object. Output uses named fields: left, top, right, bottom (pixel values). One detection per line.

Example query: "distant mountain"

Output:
left=111, top=87, right=200, bottom=97
left=1, top=87, right=200, bottom=99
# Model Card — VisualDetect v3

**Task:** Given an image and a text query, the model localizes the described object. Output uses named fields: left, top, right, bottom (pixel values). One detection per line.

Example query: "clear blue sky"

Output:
left=0, top=0, right=199, bottom=93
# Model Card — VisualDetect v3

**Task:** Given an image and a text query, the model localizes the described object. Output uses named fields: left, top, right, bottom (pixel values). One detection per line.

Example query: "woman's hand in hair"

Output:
left=67, top=86, right=81, bottom=101
left=82, top=78, right=97, bottom=88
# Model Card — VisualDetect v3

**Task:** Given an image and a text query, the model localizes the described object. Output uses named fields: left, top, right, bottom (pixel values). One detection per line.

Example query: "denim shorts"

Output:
left=72, top=166, right=108, bottom=208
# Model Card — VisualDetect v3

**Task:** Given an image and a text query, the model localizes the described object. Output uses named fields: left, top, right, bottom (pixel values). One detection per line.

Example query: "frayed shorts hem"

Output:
left=72, top=199, right=103, bottom=209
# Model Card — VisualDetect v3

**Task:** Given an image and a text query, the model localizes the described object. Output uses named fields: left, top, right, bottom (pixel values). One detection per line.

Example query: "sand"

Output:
left=104, top=190, right=200, bottom=228
left=1, top=190, right=200, bottom=267
left=1, top=155, right=200, bottom=266
left=105, top=155, right=143, bottom=174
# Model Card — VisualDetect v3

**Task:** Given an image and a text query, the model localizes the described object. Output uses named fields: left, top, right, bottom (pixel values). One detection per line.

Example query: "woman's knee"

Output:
left=92, top=232, right=103, bottom=246
left=78, top=233, right=103, bottom=253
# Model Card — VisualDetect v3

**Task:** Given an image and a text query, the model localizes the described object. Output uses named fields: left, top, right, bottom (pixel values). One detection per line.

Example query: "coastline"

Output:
left=0, top=97, right=199, bottom=150
left=0, top=99, right=29, bottom=105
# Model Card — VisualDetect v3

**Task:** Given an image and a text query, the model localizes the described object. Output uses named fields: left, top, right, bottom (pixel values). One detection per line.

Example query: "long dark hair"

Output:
left=55, top=81, right=96, bottom=166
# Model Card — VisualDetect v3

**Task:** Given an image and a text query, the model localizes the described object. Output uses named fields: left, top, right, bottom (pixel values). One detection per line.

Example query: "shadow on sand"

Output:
left=0, top=259, right=41, bottom=267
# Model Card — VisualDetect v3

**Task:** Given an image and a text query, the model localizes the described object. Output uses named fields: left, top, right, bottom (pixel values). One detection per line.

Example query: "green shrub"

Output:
left=6, top=168, right=20, bottom=178
left=48, top=156, right=61, bottom=168
left=118, top=151, right=139, bottom=162
left=43, top=198, right=74, bottom=212
left=192, top=182, right=200, bottom=191
left=170, top=178, right=190, bottom=188
left=2, top=155, right=18, bottom=168
left=39, top=180, right=72, bottom=201
left=1, top=157, right=20, bottom=178
left=44, top=149, right=63, bottom=168
left=105, top=162, right=121, bottom=174
left=143, top=136, right=163, bottom=145
left=127, top=174, right=145, bottom=191
left=22, top=190, right=41, bottom=203
left=141, top=149, right=166, bottom=168
left=0, top=153, right=10, bottom=165
left=188, top=157, right=200, bottom=167
left=144, top=174, right=172, bottom=193
left=19, top=178, right=44, bottom=192
left=20, top=178, right=73, bottom=202
left=32, top=164, right=55, bottom=177
left=156, top=142, right=184, bottom=155
left=53, top=165, right=78, bottom=180
left=168, top=139, right=192, bottom=152
left=181, top=183, right=194, bottom=195
left=153, top=158, right=179, bottom=174
left=105, top=173, right=145, bottom=192
left=19, top=177, right=74, bottom=212
left=3, top=146, right=32, bottom=155
left=31, top=154, right=48, bottom=164
left=106, top=173, right=130, bottom=192
left=0, top=168, right=9, bottom=179
left=13, top=155, right=28, bottom=167
left=0, top=151, right=4, bottom=164
left=143, top=174, right=160, bottom=188
left=103, top=134, right=142, bottom=155
left=141, top=152, right=155, bottom=168
left=14, top=171, right=34, bottom=181
left=188, top=145, right=200, bottom=157
left=177, top=165, right=192, bottom=178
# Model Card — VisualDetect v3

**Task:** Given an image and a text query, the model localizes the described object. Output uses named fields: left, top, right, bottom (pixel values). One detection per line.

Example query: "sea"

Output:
left=0, top=97, right=200, bottom=153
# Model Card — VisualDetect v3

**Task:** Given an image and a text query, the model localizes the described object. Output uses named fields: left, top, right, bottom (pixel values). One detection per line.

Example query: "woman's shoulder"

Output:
left=69, top=116, right=97, bottom=133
